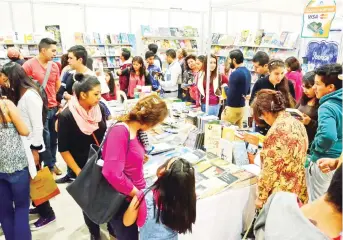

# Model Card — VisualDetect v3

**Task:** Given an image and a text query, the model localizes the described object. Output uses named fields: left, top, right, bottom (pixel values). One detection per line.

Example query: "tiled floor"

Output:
left=0, top=154, right=111, bottom=240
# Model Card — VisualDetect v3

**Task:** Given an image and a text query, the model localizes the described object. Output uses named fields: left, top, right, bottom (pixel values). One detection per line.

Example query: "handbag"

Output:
left=66, top=123, right=128, bottom=225
left=30, top=166, right=60, bottom=206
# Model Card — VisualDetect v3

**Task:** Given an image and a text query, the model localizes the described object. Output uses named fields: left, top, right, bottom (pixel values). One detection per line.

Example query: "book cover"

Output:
left=84, top=33, right=92, bottom=44
left=45, top=25, right=62, bottom=44
left=28, top=45, right=38, bottom=56
left=212, top=33, right=221, bottom=44
left=195, top=178, right=228, bottom=199
left=169, top=27, right=179, bottom=37
left=141, top=25, right=152, bottom=37
left=110, top=34, right=120, bottom=44
left=270, top=33, right=280, bottom=46
left=284, top=32, right=299, bottom=48
left=202, top=166, right=225, bottom=178
left=13, top=32, right=24, bottom=43
left=194, top=160, right=212, bottom=173
left=162, top=40, right=171, bottom=49
left=254, top=29, right=264, bottom=46
left=74, top=32, right=84, bottom=44
left=204, top=123, right=222, bottom=155
left=169, top=40, right=177, bottom=49
left=158, top=27, right=171, bottom=37
left=4, top=34, right=14, bottom=44
left=279, top=31, right=289, bottom=47
left=239, top=30, right=250, bottom=45
left=218, top=172, right=239, bottom=185
left=261, top=32, right=274, bottom=46
left=174, top=40, right=181, bottom=49
left=232, top=170, right=256, bottom=182
left=128, top=34, right=136, bottom=52
left=107, top=57, right=116, bottom=68
left=222, top=126, right=236, bottom=141
left=104, top=34, right=111, bottom=44
left=232, top=141, right=249, bottom=166
left=93, top=32, right=101, bottom=44
left=218, top=138, right=233, bottom=163
left=195, top=172, right=208, bottom=182
left=190, top=40, right=198, bottom=49
left=179, top=40, right=186, bottom=48
left=119, top=33, right=129, bottom=44
left=193, top=28, right=199, bottom=37
left=183, top=26, right=194, bottom=37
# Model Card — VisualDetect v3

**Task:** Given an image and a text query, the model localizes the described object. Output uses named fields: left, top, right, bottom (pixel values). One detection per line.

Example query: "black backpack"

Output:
left=32, top=78, right=49, bottom=124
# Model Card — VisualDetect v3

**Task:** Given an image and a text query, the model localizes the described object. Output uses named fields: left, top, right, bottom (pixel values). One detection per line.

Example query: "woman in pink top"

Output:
left=102, top=94, right=168, bottom=240
left=285, top=57, right=303, bottom=102
left=117, top=56, right=152, bottom=99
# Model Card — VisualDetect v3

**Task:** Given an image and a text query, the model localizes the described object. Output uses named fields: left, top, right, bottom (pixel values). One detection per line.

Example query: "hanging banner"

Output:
left=301, top=0, right=336, bottom=38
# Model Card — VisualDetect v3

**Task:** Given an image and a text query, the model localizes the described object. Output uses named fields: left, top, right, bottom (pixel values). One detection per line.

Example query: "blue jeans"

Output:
left=0, top=168, right=31, bottom=240
left=201, top=104, right=220, bottom=117
left=41, top=107, right=58, bottom=169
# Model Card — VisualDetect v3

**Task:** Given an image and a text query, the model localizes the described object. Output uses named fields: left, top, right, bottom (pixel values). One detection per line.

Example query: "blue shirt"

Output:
left=147, top=64, right=162, bottom=91
left=139, top=191, right=178, bottom=240
left=225, top=66, right=251, bottom=108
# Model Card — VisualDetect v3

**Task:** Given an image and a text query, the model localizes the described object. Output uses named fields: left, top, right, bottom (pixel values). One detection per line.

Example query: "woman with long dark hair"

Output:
left=57, top=73, right=115, bottom=240
left=296, top=71, right=319, bottom=148
left=101, top=70, right=117, bottom=101
left=181, top=54, right=197, bottom=102
left=0, top=62, right=57, bottom=230
left=123, top=157, right=196, bottom=239
left=0, top=64, right=31, bottom=239
left=249, top=59, right=296, bottom=135
left=197, top=54, right=228, bottom=116
left=117, top=56, right=152, bottom=99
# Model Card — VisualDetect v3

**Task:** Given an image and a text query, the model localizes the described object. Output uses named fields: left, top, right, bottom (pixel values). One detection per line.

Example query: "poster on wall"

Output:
left=301, top=29, right=342, bottom=71
left=301, top=0, right=336, bottom=38
left=45, top=25, right=63, bottom=56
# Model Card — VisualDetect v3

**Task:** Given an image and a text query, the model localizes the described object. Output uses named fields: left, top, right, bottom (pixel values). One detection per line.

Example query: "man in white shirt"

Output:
left=160, top=49, right=182, bottom=98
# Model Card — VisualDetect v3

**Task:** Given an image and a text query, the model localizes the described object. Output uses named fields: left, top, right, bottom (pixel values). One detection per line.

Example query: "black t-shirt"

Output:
left=58, top=105, right=107, bottom=169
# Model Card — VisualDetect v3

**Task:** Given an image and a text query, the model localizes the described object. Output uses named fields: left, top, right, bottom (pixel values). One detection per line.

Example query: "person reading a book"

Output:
left=254, top=165, right=342, bottom=240
left=221, top=50, right=251, bottom=128
left=117, top=56, right=152, bottom=99
left=306, top=64, right=342, bottom=202
left=57, top=73, right=115, bottom=240
left=145, top=50, right=161, bottom=92
left=285, top=56, right=303, bottom=102
left=295, top=71, right=319, bottom=149
left=123, top=157, right=196, bottom=240
left=197, top=54, right=228, bottom=117
left=159, top=49, right=182, bottom=99
left=102, top=95, right=168, bottom=240
left=249, top=59, right=296, bottom=135
left=251, top=89, right=308, bottom=209
left=182, top=54, right=197, bottom=102
left=117, top=48, right=132, bottom=94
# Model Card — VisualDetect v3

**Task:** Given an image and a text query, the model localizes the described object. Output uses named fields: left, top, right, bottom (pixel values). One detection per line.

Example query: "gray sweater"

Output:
left=254, top=192, right=331, bottom=240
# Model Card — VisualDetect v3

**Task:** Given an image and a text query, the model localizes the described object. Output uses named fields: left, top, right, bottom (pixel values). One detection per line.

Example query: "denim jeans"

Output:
left=0, top=168, right=31, bottom=240
left=41, top=107, right=58, bottom=169
left=201, top=104, right=220, bottom=117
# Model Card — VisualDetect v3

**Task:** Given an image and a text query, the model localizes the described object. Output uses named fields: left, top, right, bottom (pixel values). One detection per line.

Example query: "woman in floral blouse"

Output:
left=251, top=89, right=308, bottom=209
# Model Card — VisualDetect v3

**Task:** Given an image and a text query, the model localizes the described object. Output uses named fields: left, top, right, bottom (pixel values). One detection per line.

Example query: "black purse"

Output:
left=66, top=123, right=128, bottom=225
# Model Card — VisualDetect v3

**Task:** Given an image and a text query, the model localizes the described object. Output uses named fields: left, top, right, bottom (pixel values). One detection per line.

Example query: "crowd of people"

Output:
left=0, top=37, right=342, bottom=240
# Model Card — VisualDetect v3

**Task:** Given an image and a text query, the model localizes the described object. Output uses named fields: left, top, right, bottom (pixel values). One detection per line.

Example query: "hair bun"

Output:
left=74, top=73, right=84, bottom=82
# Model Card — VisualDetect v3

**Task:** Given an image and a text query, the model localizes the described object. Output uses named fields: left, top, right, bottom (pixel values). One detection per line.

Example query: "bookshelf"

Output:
left=140, top=25, right=200, bottom=70
left=74, top=32, right=136, bottom=71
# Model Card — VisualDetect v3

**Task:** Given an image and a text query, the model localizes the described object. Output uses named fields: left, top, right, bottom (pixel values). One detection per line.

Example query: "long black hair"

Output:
left=1, top=62, right=41, bottom=105
left=299, top=71, right=319, bottom=107
left=130, top=56, right=146, bottom=77
left=144, top=157, right=196, bottom=234
left=104, top=70, right=116, bottom=97
left=184, top=54, right=196, bottom=72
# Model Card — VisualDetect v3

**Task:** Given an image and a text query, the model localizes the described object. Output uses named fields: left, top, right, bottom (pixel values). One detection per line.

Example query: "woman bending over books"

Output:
left=123, top=157, right=196, bottom=240
left=116, top=56, right=152, bottom=99
left=102, top=95, right=168, bottom=240
left=251, top=89, right=308, bottom=209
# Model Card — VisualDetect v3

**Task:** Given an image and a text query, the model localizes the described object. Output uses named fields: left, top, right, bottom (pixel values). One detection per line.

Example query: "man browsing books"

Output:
left=145, top=51, right=161, bottom=92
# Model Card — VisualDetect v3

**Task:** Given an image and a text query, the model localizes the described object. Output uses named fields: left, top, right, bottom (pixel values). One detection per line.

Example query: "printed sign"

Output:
left=301, top=0, right=336, bottom=38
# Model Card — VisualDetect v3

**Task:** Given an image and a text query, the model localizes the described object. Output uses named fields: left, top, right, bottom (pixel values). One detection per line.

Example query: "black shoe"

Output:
left=55, top=175, right=74, bottom=184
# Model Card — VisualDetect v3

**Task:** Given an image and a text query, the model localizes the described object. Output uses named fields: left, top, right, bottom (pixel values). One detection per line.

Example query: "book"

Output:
left=141, top=25, right=152, bottom=36
left=218, top=139, right=233, bottom=163
left=93, top=32, right=101, bottom=44
left=222, top=126, right=236, bottom=141
left=232, top=141, right=249, bottom=166
left=119, top=33, right=129, bottom=44
left=74, top=32, right=84, bottom=44
left=104, top=34, right=111, bottom=44
left=201, top=166, right=225, bottom=178
left=261, top=32, right=274, bottom=46
left=45, top=25, right=62, bottom=44
left=110, top=34, right=120, bottom=44
left=194, top=160, right=212, bottom=173
left=128, top=34, right=136, bottom=50
left=212, top=33, right=221, bottom=44
left=286, top=108, right=303, bottom=119
left=28, top=45, right=38, bottom=56
left=84, top=33, right=92, bottom=44
left=284, top=32, right=298, bottom=48
left=195, top=178, right=228, bottom=199
left=279, top=31, right=289, bottom=47
left=169, top=27, right=180, bottom=37
left=193, top=28, right=199, bottom=37
left=239, top=30, right=250, bottom=45
left=204, top=123, right=222, bottom=154
left=158, top=28, right=171, bottom=37
left=184, top=40, right=192, bottom=49
left=254, top=30, right=264, bottom=46
left=183, top=26, right=195, bottom=37
left=218, top=172, right=239, bottom=185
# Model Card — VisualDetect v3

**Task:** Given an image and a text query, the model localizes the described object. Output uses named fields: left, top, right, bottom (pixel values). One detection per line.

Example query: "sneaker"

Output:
left=53, top=165, right=62, bottom=175
left=55, top=175, right=74, bottom=184
left=29, top=208, right=39, bottom=215
left=30, top=216, right=56, bottom=231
